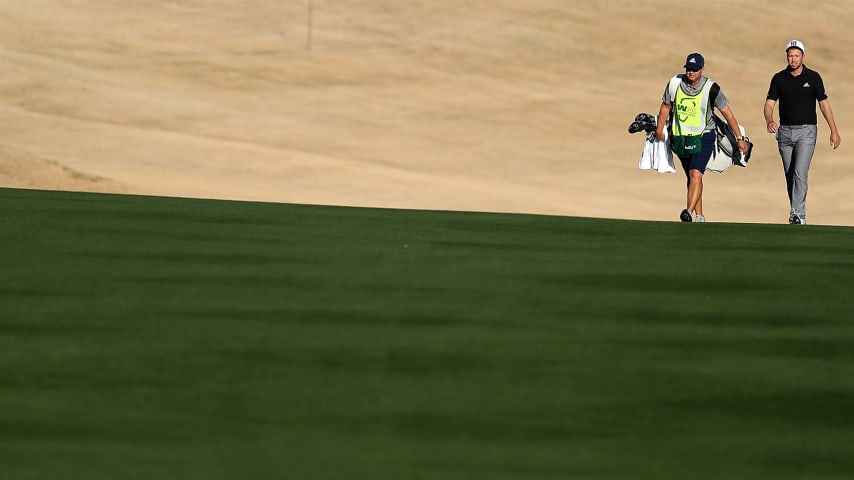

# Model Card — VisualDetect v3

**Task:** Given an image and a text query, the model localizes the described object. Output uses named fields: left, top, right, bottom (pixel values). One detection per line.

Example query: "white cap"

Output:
left=786, top=40, right=805, bottom=53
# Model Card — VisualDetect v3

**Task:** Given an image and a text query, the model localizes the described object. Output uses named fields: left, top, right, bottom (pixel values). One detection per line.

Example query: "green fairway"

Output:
left=2, top=187, right=854, bottom=479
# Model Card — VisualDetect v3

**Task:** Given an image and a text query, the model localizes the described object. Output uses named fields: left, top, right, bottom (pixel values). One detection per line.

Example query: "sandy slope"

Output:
left=1, top=0, right=852, bottom=225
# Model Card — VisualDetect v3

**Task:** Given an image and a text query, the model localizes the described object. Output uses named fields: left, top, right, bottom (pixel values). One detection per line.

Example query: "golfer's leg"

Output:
left=777, top=127, right=796, bottom=210
left=790, top=126, right=817, bottom=221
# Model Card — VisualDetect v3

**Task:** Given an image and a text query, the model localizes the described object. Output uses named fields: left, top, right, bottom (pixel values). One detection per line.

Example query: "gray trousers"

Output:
left=777, top=124, right=817, bottom=220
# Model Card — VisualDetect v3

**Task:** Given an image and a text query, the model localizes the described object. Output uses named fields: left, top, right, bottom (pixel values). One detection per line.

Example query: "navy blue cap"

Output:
left=684, top=53, right=705, bottom=70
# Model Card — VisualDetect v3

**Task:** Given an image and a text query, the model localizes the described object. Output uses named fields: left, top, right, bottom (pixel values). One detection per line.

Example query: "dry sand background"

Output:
left=1, top=0, right=853, bottom=225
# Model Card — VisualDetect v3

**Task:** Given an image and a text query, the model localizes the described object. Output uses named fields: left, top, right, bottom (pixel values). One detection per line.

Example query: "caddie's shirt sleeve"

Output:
left=714, top=88, right=729, bottom=111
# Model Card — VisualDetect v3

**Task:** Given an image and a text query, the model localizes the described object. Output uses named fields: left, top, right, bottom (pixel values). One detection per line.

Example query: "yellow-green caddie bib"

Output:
left=668, top=76, right=715, bottom=156
left=671, top=78, right=715, bottom=137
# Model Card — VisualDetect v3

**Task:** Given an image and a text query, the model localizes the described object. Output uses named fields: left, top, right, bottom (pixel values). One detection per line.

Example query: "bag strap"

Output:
left=709, top=82, right=720, bottom=109
left=667, top=76, right=681, bottom=107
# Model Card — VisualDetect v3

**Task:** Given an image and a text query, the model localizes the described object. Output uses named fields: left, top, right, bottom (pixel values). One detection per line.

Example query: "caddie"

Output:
left=655, top=53, right=748, bottom=222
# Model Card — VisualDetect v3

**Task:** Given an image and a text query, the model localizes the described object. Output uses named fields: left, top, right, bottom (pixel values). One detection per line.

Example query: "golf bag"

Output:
left=706, top=114, right=753, bottom=173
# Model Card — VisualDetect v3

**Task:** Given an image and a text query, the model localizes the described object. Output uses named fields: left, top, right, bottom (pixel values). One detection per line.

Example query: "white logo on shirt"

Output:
left=803, top=82, right=810, bottom=87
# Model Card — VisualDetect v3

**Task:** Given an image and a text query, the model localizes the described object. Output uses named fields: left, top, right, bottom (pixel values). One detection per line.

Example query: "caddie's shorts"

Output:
left=677, top=131, right=717, bottom=175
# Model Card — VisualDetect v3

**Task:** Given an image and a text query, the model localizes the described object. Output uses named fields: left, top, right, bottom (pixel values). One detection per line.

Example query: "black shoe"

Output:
left=789, top=214, right=802, bottom=225
left=680, top=209, right=693, bottom=222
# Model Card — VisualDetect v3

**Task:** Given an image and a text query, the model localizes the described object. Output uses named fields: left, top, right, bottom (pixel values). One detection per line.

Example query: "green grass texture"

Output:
left=2, top=187, right=854, bottom=479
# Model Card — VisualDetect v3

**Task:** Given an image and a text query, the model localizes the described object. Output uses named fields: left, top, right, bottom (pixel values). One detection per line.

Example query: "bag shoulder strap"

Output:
left=667, top=76, right=682, bottom=104
left=708, top=82, right=720, bottom=109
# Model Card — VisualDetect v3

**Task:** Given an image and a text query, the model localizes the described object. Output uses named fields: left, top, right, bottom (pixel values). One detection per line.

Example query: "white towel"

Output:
left=638, top=131, right=676, bottom=174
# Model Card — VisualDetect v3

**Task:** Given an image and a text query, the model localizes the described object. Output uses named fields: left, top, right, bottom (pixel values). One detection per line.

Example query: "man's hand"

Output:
left=830, top=132, right=841, bottom=149
left=766, top=121, right=778, bottom=134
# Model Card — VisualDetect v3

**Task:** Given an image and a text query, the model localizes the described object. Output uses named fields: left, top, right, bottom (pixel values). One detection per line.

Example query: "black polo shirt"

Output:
left=766, top=65, right=828, bottom=125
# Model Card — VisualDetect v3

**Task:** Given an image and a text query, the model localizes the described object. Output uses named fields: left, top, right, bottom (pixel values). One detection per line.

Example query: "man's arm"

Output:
left=818, top=99, right=842, bottom=149
left=655, top=102, right=671, bottom=142
left=719, top=104, right=748, bottom=153
left=764, top=98, right=779, bottom=133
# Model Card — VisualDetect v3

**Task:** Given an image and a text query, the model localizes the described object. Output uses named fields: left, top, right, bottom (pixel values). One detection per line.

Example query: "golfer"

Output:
left=764, top=40, right=841, bottom=225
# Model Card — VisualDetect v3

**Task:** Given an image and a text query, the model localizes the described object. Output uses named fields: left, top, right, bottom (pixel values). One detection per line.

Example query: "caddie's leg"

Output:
left=687, top=169, right=703, bottom=214
left=687, top=132, right=715, bottom=216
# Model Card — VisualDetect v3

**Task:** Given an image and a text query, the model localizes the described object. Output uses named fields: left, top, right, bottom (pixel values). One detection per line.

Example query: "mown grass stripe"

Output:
left=2, top=187, right=854, bottom=479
